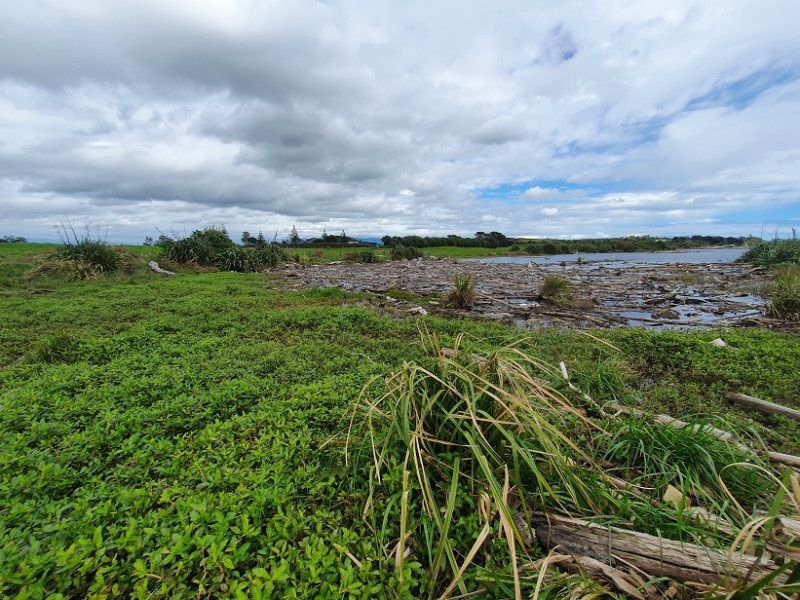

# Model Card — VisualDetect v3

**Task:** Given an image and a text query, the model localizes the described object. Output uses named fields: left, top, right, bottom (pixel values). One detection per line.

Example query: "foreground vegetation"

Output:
left=1, top=243, right=799, bottom=598
left=740, top=239, right=800, bottom=320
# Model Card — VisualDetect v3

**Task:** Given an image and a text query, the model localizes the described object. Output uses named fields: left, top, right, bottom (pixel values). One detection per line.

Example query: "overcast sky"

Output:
left=2, top=0, right=799, bottom=243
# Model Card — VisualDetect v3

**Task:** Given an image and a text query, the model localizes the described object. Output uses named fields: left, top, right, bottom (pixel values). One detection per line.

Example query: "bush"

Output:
left=215, top=247, right=256, bottom=272
left=251, top=244, right=284, bottom=269
left=343, top=250, right=380, bottom=263
left=764, top=266, right=800, bottom=320
left=390, top=245, right=422, bottom=260
left=162, top=226, right=234, bottom=266
left=161, top=227, right=284, bottom=272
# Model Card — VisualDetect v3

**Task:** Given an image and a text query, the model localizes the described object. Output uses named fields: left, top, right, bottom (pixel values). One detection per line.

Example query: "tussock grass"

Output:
left=446, top=273, right=477, bottom=309
left=346, top=330, right=608, bottom=597
left=539, top=274, right=574, bottom=302
left=764, top=266, right=800, bottom=320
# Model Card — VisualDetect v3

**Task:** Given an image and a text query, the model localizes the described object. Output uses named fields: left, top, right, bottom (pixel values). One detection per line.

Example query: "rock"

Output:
left=651, top=307, right=680, bottom=320
left=404, top=307, right=428, bottom=316
left=709, top=338, right=726, bottom=347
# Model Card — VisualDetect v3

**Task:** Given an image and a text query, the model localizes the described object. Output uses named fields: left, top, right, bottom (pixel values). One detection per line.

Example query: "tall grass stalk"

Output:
left=346, top=330, right=607, bottom=596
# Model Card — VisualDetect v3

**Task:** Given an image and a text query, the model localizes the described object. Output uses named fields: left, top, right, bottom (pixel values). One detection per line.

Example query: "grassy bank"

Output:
left=2, top=244, right=799, bottom=598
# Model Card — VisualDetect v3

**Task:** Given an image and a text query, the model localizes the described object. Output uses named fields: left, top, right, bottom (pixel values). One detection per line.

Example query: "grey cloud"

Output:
left=2, top=1, right=800, bottom=242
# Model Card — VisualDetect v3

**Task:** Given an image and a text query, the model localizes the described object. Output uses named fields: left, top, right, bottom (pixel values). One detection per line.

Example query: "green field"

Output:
left=1, top=244, right=799, bottom=598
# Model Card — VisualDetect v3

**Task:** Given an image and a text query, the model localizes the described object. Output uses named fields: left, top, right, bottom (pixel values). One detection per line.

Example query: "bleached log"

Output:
left=530, top=513, right=781, bottom=587
left=725, top=393, right=800, bottom=422
left=148, top=261, right=176, bottom=276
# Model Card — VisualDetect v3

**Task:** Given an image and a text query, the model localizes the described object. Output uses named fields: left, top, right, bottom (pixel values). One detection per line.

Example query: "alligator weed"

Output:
left=1, top=242, right=800, bottom=598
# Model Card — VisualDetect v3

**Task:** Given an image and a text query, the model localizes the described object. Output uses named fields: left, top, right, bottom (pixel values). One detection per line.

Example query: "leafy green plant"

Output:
left=446, top=273, right=477, bottom=309
left=763, top=266, right=800, bottom=320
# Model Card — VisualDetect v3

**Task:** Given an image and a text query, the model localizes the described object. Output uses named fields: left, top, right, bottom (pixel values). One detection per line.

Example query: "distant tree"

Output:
left=241, top=231, right=251, bottom=246
left=1, top=235, right=27, bottom=243
left=289, top=226, right=301, bottom=246
left=143, top=236, right=154, bottom=246
left=155, top=234, right=175, bottom=246
left=256, top=231, right=267, bottom=246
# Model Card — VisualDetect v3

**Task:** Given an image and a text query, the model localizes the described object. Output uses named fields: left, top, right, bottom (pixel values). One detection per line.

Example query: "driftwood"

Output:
left=148, top=261, right=176, bottom=276
left=529, top=513, right=780, bottom=587
left=272, top=258, right=768, bottom=330
left=725, top=393, right=800, bottom=422
left=767, top=451, right=800, bottom=469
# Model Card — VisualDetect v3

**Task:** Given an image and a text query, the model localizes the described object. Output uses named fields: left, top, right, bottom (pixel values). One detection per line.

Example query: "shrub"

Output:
left=343, top=250, right=380, bottom=263
left=446, top=273, right=476, bottom=308
left=764, top=266, right=800, bottom=319
left=390, top=245, right=422, bottom=260
left=163, top=226, right=234, bottom=266
left=251, top=244, right=284, bottom=269
left=359, top=249, right=379, bottom=263
left=160, top=227, right=284, bottom=272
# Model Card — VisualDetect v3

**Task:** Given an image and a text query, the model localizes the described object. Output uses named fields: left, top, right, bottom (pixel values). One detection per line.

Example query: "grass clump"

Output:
left=764, top=266, right=800, bottom=320
left=538, top=274, right=573, bottom=302
left=29, top=238, right=138, bottom=281
left=603, top=417, right=773, bottom=510
left=446, top=273, right=477, bottom=308
left=346, top=331, right=603, bottom=596
left=740, top=238, right=800, bottom=267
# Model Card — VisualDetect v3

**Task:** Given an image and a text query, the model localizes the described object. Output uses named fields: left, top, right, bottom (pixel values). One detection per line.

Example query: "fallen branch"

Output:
left=725, top=393, right=800, bottom=422
left=148, top=261, right=176, bottom=276
left=529, top=513, right=781, bottom=587
left=766, top=451, right=800, bottom=469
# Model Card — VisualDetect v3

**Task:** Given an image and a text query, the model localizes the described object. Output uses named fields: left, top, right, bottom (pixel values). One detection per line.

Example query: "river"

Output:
left=474, top=247, right=748, bottom=266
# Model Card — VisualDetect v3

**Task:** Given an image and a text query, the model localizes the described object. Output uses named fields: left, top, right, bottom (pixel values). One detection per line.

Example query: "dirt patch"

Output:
left=269, top=257, right=795, bottom=332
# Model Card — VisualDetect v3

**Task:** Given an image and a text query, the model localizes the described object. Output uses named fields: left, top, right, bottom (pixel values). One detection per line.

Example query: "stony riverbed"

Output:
left=270, top=256, right=794, bottom=332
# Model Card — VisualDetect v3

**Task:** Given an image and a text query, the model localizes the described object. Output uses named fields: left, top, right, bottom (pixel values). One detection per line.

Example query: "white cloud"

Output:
left=1, top=0, right=799, bottom=241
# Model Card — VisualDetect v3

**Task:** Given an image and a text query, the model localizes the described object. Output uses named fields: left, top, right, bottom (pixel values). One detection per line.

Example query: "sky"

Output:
left=1, top=0, right=799, bottom=244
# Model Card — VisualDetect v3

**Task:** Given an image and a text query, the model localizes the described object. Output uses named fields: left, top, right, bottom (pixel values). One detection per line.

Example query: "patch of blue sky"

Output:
left=475, top=179, right=629, bottom=204
left=685, top=66, right=799, bottom=112
left=725, top=206, right=799, bottom=225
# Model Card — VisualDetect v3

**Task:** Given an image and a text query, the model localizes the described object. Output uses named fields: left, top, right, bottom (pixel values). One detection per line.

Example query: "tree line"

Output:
left=381, top=231, right=511, bottom=248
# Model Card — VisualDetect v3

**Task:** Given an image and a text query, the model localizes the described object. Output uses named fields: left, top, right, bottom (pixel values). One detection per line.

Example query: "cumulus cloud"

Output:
left=1, top=0, right=799, bottom=242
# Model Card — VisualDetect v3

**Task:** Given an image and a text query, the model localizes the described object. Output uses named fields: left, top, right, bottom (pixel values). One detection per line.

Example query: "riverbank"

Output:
left=272, top=255, right=794, bottom=332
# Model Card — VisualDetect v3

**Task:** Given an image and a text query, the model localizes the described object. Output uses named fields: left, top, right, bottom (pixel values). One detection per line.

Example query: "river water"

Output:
left=474, top=247, right=747, bottom=266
